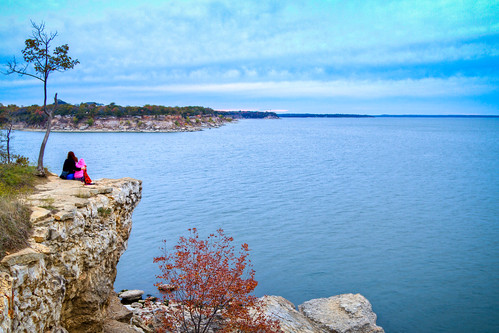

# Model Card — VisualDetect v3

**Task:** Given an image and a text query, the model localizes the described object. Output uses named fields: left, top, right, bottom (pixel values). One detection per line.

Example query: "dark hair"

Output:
left=67, top=151, right=77, bottom=162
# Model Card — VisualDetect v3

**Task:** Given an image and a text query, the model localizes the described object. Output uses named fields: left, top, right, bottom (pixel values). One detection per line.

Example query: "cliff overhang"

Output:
left=0, top=175, right=142, bottom=332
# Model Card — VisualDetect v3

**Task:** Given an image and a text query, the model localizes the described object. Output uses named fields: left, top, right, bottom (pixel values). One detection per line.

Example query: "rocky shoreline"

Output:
left=12, top=114, right=233, bottom=133
left=114, top=289, right=384, bottom=333
left=0, top=175, right=384, bottom=332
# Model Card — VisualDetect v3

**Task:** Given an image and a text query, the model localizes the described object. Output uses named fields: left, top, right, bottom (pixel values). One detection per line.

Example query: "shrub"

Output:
left=0, top=162, right=37, bottom=197
left=153, top=228, right=280, bottom=333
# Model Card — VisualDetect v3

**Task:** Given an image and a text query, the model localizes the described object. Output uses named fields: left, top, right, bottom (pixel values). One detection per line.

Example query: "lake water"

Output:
left=11, top=118, right=499, bottom=333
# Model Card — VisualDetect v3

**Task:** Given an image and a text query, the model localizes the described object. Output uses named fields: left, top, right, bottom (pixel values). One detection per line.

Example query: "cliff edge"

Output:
left=0, top=175, right=142, bottom=332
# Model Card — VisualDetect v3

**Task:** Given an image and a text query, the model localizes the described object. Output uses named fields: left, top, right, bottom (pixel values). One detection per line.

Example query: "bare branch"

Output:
left=4, top=57, right=43, bottom=81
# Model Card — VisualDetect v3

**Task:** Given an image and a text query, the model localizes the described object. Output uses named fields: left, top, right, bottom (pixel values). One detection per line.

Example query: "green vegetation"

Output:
left=0, top=103, right=279, bottom=127
left=97, top=207, right=112, bottom=217
left=39, top=197, right=57, bottom=212
left=0, top=159, right=38, bottom=259
left=0, top=103, right=218, bottom=126
left=0, top=158, right=37, bottom=196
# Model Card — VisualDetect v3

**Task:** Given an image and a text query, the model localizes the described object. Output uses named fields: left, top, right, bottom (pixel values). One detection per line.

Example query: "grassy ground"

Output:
left=0, top=160, right=39, bottom=259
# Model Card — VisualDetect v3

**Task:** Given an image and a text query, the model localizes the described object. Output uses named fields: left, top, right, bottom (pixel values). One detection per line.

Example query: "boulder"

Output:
left=298, top=293, right=384, bottom=333
left=119, top=289, right=144, bottom=303
left=157, top=283, right=175, bottom=293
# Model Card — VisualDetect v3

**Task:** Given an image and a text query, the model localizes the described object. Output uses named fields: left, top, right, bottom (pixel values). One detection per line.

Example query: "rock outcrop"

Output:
left=0, top=175, right=141, bottom=332
left=260, top=296, right=319, bottom=332
left=125, top=294, right=384, bottom=333
left=262, top=294, right=384, bottom=333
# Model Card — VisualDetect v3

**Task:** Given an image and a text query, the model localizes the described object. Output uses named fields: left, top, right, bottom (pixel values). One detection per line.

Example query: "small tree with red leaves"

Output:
left=154, top=228, right=281, bottom=333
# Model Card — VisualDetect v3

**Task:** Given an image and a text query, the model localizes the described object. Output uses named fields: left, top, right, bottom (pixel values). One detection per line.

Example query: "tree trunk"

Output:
left=37, top=93, right=57, bottom=176
left=6, top=123, right=12, bottom=163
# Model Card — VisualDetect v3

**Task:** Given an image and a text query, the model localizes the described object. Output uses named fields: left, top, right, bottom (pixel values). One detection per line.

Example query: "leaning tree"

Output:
left=5, top=20, right=79, bottom=175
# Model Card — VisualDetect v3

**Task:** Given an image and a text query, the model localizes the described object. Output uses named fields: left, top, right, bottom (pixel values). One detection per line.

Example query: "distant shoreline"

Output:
left=277, top=113, right=499, bottom=118
left=375, top=114, right=499, bottom=118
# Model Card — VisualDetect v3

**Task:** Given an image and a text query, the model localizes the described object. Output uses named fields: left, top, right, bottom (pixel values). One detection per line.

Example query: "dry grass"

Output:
left=0, top=162, right=38, bottom=259
left=0, top=198, right=32, bottom=258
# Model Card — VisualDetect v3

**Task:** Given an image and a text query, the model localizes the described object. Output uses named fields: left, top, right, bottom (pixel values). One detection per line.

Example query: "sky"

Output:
left=0, top=0, right=498, bottom=115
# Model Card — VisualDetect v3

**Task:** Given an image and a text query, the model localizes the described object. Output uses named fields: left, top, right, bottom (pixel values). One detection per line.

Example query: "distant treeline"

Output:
left=0, top=102, right=278, bottom=125
left=219, top=111, right=278, bottom=119
left=278, top=113, right=374, bottom=118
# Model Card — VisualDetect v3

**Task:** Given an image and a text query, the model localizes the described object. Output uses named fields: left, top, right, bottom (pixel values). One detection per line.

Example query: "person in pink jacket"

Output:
left=74, top=158, right=85, bottom=180
left=74, top=158, right=93, bottom=184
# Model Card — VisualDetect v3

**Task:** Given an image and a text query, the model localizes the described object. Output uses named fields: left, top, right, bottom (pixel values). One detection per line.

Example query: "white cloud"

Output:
left=8, top=0, right=493, bottom=71
left=98, top=76, right=494, bottom=99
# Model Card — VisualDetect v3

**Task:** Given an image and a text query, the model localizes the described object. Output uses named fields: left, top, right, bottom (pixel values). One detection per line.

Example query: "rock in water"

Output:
left=119, top=289, right=144, bottom=303
left=298, top=293, right=384, bottom=333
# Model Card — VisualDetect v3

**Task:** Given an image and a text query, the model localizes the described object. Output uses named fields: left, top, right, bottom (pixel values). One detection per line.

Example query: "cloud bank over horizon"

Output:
left=1, top=0, right=498, bottom=114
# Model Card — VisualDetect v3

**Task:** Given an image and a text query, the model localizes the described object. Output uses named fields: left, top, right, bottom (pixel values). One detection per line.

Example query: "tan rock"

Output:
left=1, top=248, right=44, bottom=266
left=32, top=228, right=49, bottom=243
left=30, top=207, right=52, bottom=223
left=260, top=295, right=321, bottom=333
left=103, top=319, right=140, bottom=333
left=299, top=294, right=385, bottom=333
left=106, top=294, right=133, bottom=323
left=54, top=210, right=74, bottom=221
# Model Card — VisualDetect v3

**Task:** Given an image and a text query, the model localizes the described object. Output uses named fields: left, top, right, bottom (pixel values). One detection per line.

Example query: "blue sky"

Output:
left=1, top=0, right=498, bottom=114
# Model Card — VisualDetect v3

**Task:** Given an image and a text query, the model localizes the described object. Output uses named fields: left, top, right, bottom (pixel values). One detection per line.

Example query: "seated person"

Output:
left=75, top=158, right=93, bottom=185
left=60, top=151, right=80, bottom=180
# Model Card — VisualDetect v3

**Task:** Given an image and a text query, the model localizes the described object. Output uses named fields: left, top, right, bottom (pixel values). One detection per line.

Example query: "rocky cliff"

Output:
left=0, top=175, right=142, bottom=332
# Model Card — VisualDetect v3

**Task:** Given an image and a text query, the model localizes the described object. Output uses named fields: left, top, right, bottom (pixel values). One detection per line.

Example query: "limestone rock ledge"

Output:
left=0, top=175, right=142, bottom=333
left=127, top=294, right=384, bottom=333
left=262, top=294, right=384, bottom=333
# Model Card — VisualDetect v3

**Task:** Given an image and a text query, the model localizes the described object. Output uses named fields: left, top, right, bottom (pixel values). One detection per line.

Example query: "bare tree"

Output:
left=5, top=20, right=78, bottom=175
left=0, top=122, right=13, bottom=164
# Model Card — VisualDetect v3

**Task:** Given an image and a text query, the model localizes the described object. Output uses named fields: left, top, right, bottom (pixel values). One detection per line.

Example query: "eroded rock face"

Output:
left=0, top=175, right=141, bottom=333
left=260, top=295, right=321, bottom=333
left=298, top=294, right=385, bottom=333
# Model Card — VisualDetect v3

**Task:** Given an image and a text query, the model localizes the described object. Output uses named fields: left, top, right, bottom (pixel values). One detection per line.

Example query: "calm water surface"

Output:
left=12, top=118, right=499, bottom=333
